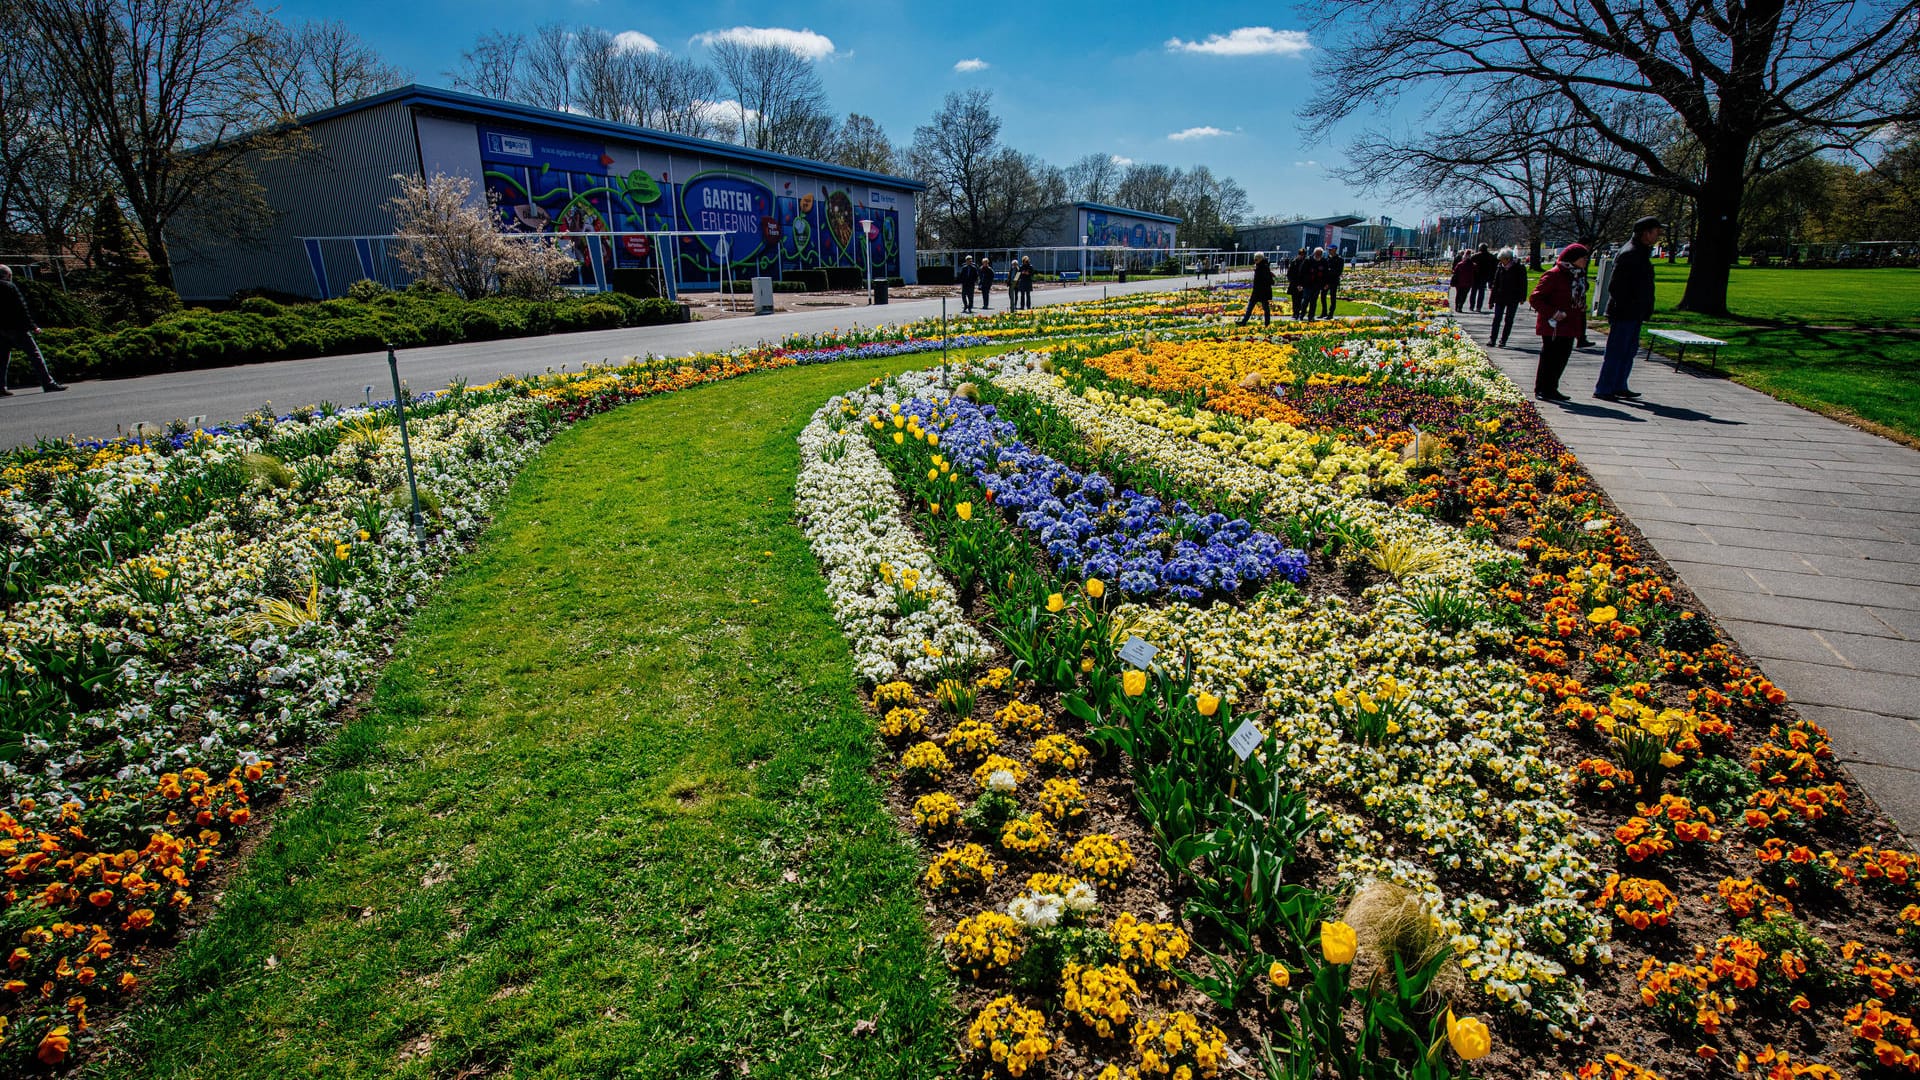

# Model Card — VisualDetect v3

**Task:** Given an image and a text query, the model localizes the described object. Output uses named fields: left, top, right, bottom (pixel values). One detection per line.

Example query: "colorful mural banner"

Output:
left=1083, top=210, right=1175, bottom=250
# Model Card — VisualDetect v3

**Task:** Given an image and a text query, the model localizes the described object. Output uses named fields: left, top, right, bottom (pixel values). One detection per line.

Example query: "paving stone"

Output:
left=1733, top=568, right=1920, bottom=612
left=1797, top=553, right=1920, bottom=588
left=1647, top=539, right=1824, bottom=575
left=1737, top=658, right=1920, bottom=718
left=1821, top=761, right=1920, bottom=842
left=1690, top=585, right=1909, bottom=637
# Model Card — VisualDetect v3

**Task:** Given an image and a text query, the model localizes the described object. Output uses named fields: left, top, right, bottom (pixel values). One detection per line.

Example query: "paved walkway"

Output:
left=1459, top=309, right=1920, bottom=839
left=0, top=273, right=1241, bottom=449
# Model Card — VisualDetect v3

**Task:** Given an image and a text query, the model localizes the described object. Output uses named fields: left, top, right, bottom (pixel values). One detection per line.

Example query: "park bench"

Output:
left=1058, top=271, right=1082, bottom=283
left=1642, top=327, right=1728, bottom=370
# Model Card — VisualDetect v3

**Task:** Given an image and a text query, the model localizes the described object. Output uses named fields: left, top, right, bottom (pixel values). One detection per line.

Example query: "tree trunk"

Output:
left=141, top=221, right=175, bottom=290
left=1677, top=149, right=1748, bottom=315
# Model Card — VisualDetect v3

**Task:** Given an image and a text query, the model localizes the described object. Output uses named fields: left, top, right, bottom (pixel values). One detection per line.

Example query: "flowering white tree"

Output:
left=386, top=172, right=577, bottom=299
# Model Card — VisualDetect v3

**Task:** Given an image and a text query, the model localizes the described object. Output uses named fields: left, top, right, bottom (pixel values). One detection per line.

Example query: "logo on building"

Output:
left=487, top=132, right=534, bottom=158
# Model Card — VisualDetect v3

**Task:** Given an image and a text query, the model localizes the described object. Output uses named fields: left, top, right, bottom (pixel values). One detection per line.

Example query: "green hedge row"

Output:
left=28, top=291, right=686, bottom=382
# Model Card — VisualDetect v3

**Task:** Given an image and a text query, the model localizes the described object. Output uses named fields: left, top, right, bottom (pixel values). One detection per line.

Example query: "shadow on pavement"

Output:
left=1626, top=399, right=1745, bottom=425
left=1547, top=399, right=1646, bottom=422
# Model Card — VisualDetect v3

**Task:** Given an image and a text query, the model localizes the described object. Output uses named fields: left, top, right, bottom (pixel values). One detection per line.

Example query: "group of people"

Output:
left=1239, top=246, right=1345, bottom=326
left=955, top=256, right=1036, bottom=313
left=1521, top=215, right=1664, bottom=404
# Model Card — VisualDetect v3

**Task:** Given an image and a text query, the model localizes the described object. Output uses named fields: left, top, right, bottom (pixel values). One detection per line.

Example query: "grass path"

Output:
left=103, top=356, right=955, bottom=1079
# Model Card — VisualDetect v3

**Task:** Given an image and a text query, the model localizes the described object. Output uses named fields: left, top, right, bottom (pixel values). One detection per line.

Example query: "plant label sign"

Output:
left=1118, top=635, right=1158, bottom=670
left=1228, top=718, right=1264, bottom=761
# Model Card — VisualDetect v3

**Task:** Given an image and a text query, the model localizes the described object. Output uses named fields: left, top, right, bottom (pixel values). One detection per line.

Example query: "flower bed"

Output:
left=0, top=340, right=922, bottom=1069
left=796, top=281, right=1920, bottom=1080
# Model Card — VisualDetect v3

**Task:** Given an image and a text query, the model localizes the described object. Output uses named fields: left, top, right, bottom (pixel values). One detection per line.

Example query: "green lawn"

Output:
left=101, top=357, right=957, bottom=1079
left=1635, top=264, right=1920, bottom=441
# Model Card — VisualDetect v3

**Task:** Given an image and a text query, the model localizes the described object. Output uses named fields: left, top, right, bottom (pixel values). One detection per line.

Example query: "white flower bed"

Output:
left=794, top=398, right=990, bottom=684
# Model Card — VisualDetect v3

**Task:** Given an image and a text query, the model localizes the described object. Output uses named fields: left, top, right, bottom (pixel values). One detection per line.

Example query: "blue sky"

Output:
left=272, top=0, right=1419, bottom=223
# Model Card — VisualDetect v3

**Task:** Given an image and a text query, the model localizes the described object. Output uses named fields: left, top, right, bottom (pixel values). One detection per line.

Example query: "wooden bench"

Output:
left=1642, top=328, right=1728, bottom=370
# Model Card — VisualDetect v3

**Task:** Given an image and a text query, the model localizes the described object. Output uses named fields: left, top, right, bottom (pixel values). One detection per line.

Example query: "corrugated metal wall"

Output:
left=172, top=102, right=419, bottom=300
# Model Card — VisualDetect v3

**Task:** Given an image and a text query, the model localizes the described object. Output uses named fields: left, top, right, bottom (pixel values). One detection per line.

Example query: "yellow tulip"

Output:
left=928, top=468, right=939, bottom=481
left=1196, top=692, right=1220, bottom=717
left=1122, top=669, right=1147, bottom=696
left=1081, top=656, right=1095, bottom=673
left=1446, top=1010, right=1492, bottom=1061
left=1268, top=962, right=1290, bottom=988
left=929, top=432, right=939, bottom=446
left=892, top=414, right=904, bottom=428
left=1321, top=921, right=1358, bottom=965
left=929, top=502, right=941, bottom=515
left=893, top=432, right=905, bottom=444
left=1046, top=593, right=1066, bottom=613
left=956, top=502, right=973, bottom=521
left=1085, top=578, right=1106, bottom=600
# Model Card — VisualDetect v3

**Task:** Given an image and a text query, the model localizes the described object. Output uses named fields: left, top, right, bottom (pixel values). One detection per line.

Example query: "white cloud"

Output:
left=692, top=26, right=838, bottom=60
left=693, top=99, right=759, bottom=130
left=1293, top=159, right=1322, bottom=167
left=1166, top=27, right=1313, bottom=57
left=1168, top=126, right=1230, bottom=141
left=1110, top=155, right=1135, bottom=166
left=612, top=30, right=661, bottom=54
left=953, top=58, right=989, bottom=73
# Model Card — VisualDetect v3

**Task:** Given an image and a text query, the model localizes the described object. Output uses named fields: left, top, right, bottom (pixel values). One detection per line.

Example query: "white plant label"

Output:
left=1118, top=635, right=1158, bottom=670
left=1228, top=718, right=1265, bottom=761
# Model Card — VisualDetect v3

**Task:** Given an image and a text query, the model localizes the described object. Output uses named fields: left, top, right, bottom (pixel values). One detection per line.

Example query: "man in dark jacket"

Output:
left=1595, top=216, right=1663, bottom=401
left=1486, top=248, right=1529, bottom=347
left=1286, top=250, right=1307, bottom=319
left=1321, top=250, right=1345, bottom=317
left=0, top=265, right=66, bottom=394
left=957, top=257, right=978, bottom=312
left=1240, top=254, right=1275, bottom=325
left=1469, top=243, right=1497, bottom=311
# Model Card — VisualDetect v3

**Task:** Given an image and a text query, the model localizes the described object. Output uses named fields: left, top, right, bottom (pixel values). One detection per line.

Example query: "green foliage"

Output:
left=88, top=197, right=181, bottom=325
left=35, top=291, right=685, bottom=381
left=1677, top=754, right=1764, bottom=819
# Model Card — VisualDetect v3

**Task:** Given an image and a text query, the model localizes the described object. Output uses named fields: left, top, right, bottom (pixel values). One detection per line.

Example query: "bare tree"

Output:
left=909, top=89, right=1003, bottom=248
left=835, top=114, right=897, bottom=174
left=19, top=0, right=302, bottom=288
left=707, top=40, right=834, bottom=154
left=1304, top=0, right=1920, bottom=312
left=1115, top=163, right=1180, bottom=216
left=249, top=18, right=405, bottom=116
left=521, top=23, right=578, bottom=113
left=1064, top=153, right=1122, bottom=204
left=634, top=52, right=723, bottom=137
left=448, top=30, right=526, bottom=102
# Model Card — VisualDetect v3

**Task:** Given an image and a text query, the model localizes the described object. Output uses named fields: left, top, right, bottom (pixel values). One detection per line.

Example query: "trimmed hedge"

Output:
left=32, top=291, right=685, bottom=382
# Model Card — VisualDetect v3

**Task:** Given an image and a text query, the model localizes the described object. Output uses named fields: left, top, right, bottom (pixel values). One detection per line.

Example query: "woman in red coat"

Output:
left=1449, top=253, right=1474, bottom=312
left=1527, top=243, right=1590, bottom=401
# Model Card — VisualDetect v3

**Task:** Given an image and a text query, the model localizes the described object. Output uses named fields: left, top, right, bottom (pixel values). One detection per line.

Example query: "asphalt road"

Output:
left=1, top=273, right=1242, bottom=449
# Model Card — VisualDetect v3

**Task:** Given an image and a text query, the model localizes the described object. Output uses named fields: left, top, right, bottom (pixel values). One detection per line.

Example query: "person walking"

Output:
left=1469, top=243, right=1497, bottom=312
left=1017, top=256, right=1035, bottom=311
left=0, top=265, right=66, bottom=395
left=1288, top=249, right=1310, bottom=319
left=1239, top=253, right=1275, bottom=325
left=1595, top=216, right=1663, bottom=401
left=1321, top=248, right=1345, bottom=317
left=1486, top=247, right=1528, bottom=348
left=979, top=257, right=994, bottom=310
left=957, top=256, right=978, bottom=313
left=1527, top=243, right=1589, bottom=402
left=1302, top=247, right=1330, bottom=319
left=1450, top=252, right=1474, bottom=312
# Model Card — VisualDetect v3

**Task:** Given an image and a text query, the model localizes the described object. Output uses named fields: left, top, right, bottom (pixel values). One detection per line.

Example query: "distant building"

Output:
left=1230, top=215, right=1366, bottom=258
left=172, top=84, right=925, bottom=300
left=1026, top=202, right=1181, bottom=272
